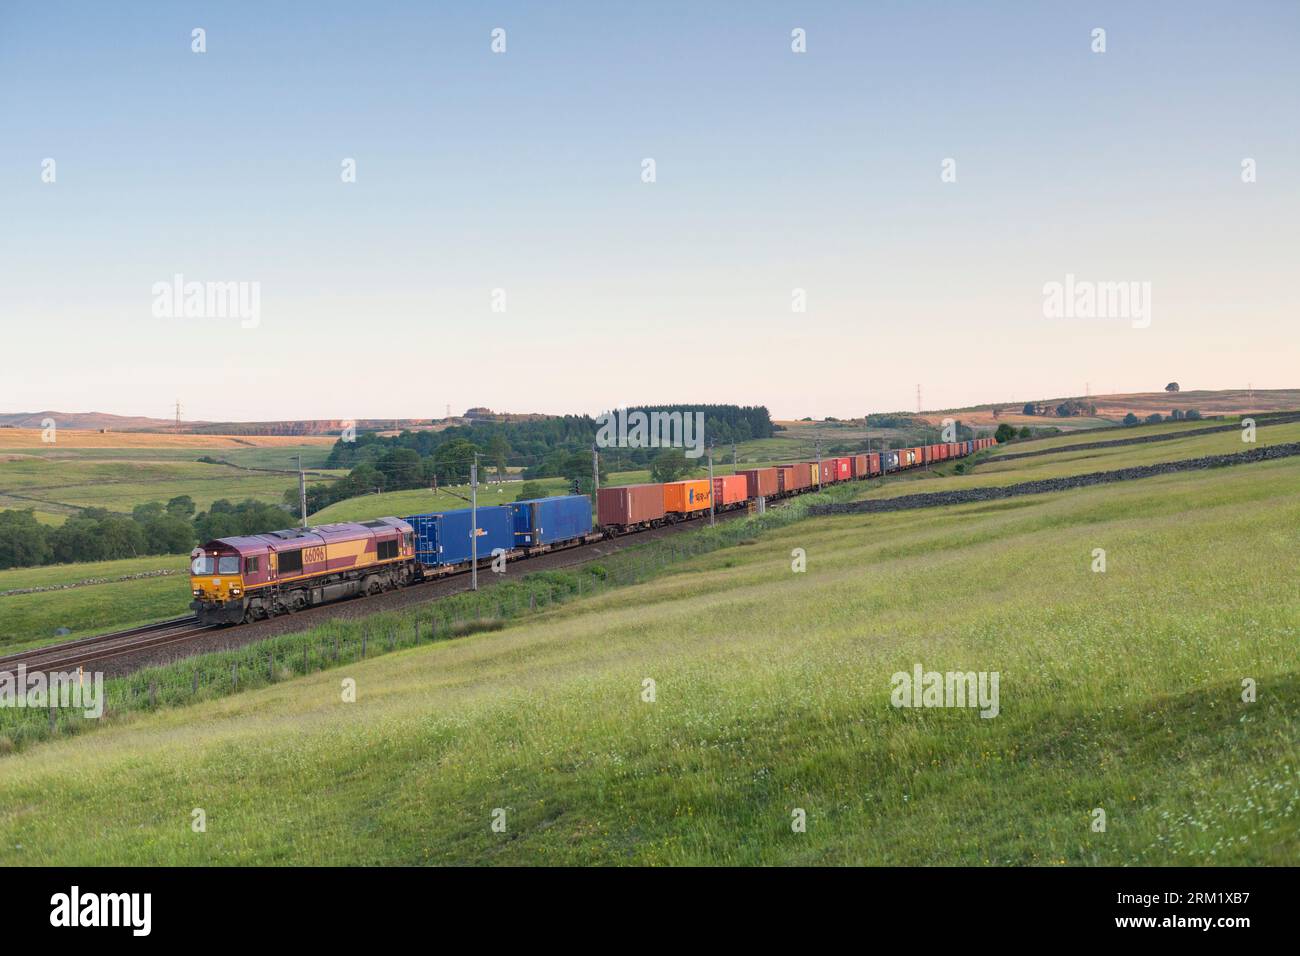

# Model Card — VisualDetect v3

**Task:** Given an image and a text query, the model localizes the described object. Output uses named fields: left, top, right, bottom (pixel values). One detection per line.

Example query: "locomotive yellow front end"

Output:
left=189, top=546, right=248, bottom=625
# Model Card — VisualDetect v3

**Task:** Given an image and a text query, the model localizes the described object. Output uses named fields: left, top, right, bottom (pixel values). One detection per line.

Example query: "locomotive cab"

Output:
left=189, top=541, right=262, bottom=625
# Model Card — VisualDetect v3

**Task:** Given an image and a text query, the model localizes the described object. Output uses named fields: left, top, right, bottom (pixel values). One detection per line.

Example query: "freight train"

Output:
left=189, top=438, right=995, bottom=625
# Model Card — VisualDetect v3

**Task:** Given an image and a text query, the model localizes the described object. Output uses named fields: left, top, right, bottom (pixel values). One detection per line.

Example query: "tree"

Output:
left=194, top=499, right=292, bottom=541
left=994, top=423, right=1017, bottom=443
left=0, top=509, right=51, bottom=569
left=432, top=439, right=482, bottom=483
left=1170, top=409, right=1185, bottom=421
left=515, top=481, right=549, bottom=500
left=165, top=495, right=196, bottom=519
left=487, top=433, right=510, bottom=482
left=131, top=501, right=165, bottom=524
left=1165, top=382, right=1180, bottom=392
left=1186, top=409, right=1202, bottom=421
left=649, top=448, right=691, bottom=483
left=1123, top=413, right=1139, bottom=426
left=1022, top=403, right=1036, bottom=416
left=375, top=448, right=424, bottom=490
left=1017, top=426, right=1031, bottom=439
left=1145, top=413, right=1164, bottom=424
left=143, top=515, right=195, bottom=554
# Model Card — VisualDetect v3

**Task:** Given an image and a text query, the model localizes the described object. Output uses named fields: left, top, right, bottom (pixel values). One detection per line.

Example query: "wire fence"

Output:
left=0, top=483, right=858, bottom=753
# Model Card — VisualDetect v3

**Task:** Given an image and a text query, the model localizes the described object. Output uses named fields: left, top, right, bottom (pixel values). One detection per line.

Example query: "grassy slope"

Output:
left=1, top=444, right=1298, bottom=864
left=309, top=477, right=574, bottom=523
left=0, top=555, right=190, bottom=650
left=861, top=420, right=1300, bottom=500
left=0, top=452, right=339, bottom=522
left=986, top=416, right=1248, bottom=455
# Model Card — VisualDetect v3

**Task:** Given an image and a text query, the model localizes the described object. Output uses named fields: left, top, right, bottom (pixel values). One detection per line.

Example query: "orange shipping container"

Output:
left=712, top=474, right=748, bottom=506
left=663, top=479, right=711, bottom=514
left=776, top=465, right=808, bottom=493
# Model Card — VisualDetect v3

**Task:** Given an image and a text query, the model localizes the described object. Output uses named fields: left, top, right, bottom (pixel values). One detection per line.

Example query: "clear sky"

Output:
left=2, top=1, right=1296, bottom=422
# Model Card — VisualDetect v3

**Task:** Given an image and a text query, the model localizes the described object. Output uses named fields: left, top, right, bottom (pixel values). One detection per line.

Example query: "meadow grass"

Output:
left=0, top=450, right=1296, bottom=864
left=862, top=420, right=1300, bottom=498
left=0, top=456, right=323, bottom=515
left=0, top=575, right=188, bottom=650
left=309, top=477, right=575, bottom=523
left=986, top=415, right=1249, bottom=455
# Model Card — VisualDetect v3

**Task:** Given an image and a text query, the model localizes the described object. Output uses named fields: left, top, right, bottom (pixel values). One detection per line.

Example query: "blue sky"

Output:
left=2, top=2, right=1296, bottom=421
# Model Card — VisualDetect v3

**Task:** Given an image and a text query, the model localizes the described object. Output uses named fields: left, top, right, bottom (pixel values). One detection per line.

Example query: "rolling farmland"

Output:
left=1, top=418, right=1296, bottom=865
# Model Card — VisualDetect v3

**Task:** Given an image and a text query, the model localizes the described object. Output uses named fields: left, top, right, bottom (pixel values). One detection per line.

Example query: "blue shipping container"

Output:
left=404, top=505, right=514, bottom=568
left=508, top=495, right=593, bottom=547
left=883, top=450, right=900, bottom=470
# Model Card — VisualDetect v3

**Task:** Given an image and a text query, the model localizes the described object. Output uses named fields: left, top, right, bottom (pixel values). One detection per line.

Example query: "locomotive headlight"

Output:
left=230, top=587, right=241, bottom=596
left=192, top=589, right=202, bottom=596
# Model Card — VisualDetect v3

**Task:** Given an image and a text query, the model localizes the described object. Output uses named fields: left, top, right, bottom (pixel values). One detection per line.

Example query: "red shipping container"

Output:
left=868, top=452, right=881, bottom=476
left=712, top=474, right=748, bottom=506
left=737, top=467, right=779, bottom=498
left=851, top=454, right=868, bottom=477
left=597, top=484, right=665, bottom=528
left=819, top=460, right=836, bottom=484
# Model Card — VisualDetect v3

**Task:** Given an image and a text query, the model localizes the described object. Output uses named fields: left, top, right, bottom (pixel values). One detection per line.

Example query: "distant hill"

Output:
left=0, top=410, right=179, bottom=431
left=0, top=408, right=554, bottom=437
left=923, top=388, right=1300, bottom=431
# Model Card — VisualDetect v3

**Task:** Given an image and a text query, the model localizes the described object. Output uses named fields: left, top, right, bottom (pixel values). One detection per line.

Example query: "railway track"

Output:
left=0, top=617, right=213, bottom=673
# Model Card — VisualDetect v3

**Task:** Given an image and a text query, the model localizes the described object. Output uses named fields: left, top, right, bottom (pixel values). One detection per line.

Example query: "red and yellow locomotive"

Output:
left=189, top=518, right=416, bottom=625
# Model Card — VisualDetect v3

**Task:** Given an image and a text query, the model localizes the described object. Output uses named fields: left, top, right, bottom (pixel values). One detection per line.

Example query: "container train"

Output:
left=189, top=438, right=995, bottom=625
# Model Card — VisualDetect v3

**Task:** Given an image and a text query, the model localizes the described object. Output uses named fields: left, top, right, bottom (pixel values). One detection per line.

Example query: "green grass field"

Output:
left=1, top=422, right=1297, bottom=864
left=986, top=415, right=1246, bottom=455
left=0, top=449, right=338, bottom=523
left=0, top=555, right=191, bottom=650
left=309, top=477, right=575, bottom=523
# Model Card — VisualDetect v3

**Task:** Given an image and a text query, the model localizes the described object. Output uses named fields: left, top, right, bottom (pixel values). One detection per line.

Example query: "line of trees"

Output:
left=1122, top=409, right=1201, bottom=426
left=1021, top=399, right=1099, bottom=417
left=293, top=405, right=774, bottom=518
